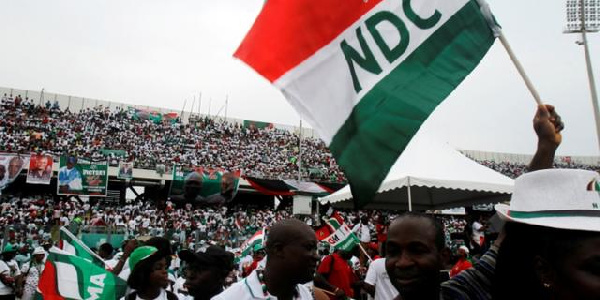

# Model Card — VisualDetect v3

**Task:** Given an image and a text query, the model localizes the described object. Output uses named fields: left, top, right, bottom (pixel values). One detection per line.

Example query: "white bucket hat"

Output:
left=32, top=247, right=46, bottom=255
left=496, top=169, right=600, bottom=232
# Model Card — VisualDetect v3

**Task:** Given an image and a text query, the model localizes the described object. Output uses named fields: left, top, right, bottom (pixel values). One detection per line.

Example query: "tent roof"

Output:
left=319, top=134, right=514, bottom=210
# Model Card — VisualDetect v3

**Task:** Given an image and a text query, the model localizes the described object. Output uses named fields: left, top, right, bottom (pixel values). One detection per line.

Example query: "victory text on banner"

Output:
left=37, top=248, right=127, bottom=300
left=26, top=154, right=53, bottom=185
left=235, top=0, right=500, bottom=207
left=57, top=156, right=109, bottom=196
left=0, top=154, right=27, bottom=191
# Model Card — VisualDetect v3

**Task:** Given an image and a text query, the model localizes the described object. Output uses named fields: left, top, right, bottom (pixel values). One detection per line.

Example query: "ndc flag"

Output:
left=36, top=248, right=126, bottom=300
left=235, top=0, right=500, bottom=207
left=58, top=227, right=106, bottom=268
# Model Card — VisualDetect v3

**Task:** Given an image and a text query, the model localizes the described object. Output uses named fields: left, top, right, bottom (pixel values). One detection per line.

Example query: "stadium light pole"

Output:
left=565, top=0, right=600, bottom=151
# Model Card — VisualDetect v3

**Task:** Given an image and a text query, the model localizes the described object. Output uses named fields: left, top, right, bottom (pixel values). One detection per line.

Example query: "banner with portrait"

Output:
left=26, top=154, right=54, bottom=185
left=117, top=161, right=134, bottom=180
left=57, top=156, right=109, bottom=196
left=170, top=166, right=241, bottom=204
left=0, top=154, right=28, bottom=191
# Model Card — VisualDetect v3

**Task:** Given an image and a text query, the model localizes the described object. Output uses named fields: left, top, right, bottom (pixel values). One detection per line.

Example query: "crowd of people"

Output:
left=0, top=97, right=596, bottom=300
left=0, top=93, right=345, bottom=183
left=3, top=94, right=597, bottom=189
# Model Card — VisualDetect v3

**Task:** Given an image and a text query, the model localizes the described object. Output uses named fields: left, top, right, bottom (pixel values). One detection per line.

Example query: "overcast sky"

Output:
left=1, top=0, right=599, bottom=156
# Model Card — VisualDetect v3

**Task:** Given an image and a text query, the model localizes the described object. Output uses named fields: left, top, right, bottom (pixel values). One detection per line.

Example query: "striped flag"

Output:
left=240, top=229, right=265, bottom=257
left=36, top=248, right=127, bottom=300
left=59, top=227, right=106, bottom=268
left=321, top=216, right=360, bottom=252
left=235, top=0, right=500, bottom=207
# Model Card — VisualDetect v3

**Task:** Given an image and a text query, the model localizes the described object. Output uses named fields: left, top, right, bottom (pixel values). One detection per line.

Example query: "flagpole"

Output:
left=358, top=243, right=373, bottom=263
left=198, top=92, right=202, bottom=117
left=225, top=94, right=229, bottom=120
left=407, top=177, right=412, bottom=212
left=189, top=96, right=196, bottom=120
left=578, top=0, right=600, bottom=152
left=498, top=32, right=543, bottom=106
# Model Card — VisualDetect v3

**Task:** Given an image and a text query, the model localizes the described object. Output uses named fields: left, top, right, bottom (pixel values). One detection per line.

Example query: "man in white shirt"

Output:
left=352, top=216, right=371, bottom=266
left=364, top=258, right=399, bottom=300
left=213, top=219, right=318, bottom=300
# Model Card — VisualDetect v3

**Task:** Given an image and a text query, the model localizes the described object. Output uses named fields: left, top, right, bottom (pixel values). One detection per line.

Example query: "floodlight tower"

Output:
left=565, top=0, right=600, bottom=151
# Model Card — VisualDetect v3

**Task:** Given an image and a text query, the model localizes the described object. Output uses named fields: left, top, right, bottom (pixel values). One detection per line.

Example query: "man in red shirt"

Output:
left=315, top=249, right=358, bottom=299
left=449, top=246, right=472, bottom=277
left=375, top=216, right=387, bottom=256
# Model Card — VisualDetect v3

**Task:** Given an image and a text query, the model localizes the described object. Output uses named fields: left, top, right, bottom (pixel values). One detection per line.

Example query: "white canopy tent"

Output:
left=319, top=134, right=514, bottom=211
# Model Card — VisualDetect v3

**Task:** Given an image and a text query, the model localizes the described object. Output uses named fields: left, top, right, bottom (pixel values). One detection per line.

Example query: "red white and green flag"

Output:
left=59, top=227, right=106, bottom=268
left=321, top=216, right=360, bottom=252
left=240, top=229, right=265, bottom=257
left=36, top=248, right=127, bottom=300
left=235, top=0, right=500, bottom=207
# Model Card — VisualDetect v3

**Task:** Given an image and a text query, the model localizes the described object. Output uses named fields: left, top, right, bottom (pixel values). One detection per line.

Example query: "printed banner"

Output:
left=128, top=107, right=179, bottom=124
left=243, top=120, right=274, bottom=130
left=0, top=154, right=28, bottom=191
left=170, top=166, right=241, bottom=204
left=26, top=154, right=53, bottom=185
left=57, top=156, right=108, bottom=196
left=117, top=161, right=134, bottom=180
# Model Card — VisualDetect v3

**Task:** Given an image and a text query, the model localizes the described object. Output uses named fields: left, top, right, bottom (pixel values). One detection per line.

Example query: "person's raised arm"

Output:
left=529, top=105, right=564, bottom=171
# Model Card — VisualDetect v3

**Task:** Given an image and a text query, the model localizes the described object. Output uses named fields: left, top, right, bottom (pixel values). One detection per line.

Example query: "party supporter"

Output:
left=213, top=219, right=318, bottom=300
left=125, top=246, right=178, bottom=300
left=178, top=245, right=234, bottom=300
left=363, top=256, right=399, bottom=300
left=385, top=104, right=566, bottom=300
left=19, top=247, right=45, bottom=300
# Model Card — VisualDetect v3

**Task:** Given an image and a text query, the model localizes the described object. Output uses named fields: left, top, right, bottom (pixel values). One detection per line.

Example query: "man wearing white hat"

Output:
left=385, top=104, right=567, bottom=300
left=449, top=246, right=472, bottom=278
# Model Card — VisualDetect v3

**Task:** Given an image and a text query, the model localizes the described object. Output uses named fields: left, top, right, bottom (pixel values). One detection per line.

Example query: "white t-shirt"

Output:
left=352, top=223, right=371, bottom=243
left=0, top=259, right=21, bottom=295
left=364, top=258, right=399, bottom=300
left=212, top=270, right=313, bottom=300
left=60, top=216, right=70, bottom=226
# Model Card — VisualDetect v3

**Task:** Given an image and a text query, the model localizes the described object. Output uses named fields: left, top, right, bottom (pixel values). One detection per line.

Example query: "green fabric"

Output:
left=329, top=0, right=496, bottom=208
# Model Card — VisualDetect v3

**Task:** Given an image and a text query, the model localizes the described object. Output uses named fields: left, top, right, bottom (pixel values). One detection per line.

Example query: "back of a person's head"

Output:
left=99, top=243, right=113, bottom=255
